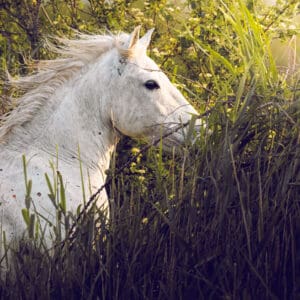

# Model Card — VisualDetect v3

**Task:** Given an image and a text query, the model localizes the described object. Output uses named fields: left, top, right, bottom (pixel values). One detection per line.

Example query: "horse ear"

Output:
left=128, top=26, right=141, bottom=50
left=119, top=26, right=153, bottom=60
left=139, top=28, right=154, bottom=50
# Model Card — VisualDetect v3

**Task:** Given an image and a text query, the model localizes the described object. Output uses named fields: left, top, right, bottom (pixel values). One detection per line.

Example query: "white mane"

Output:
left=0, top=32, right=128, bottom=142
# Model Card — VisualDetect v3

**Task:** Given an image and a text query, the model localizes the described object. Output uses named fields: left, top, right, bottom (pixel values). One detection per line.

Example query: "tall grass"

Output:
left=0, top=1, right=300, bottom=299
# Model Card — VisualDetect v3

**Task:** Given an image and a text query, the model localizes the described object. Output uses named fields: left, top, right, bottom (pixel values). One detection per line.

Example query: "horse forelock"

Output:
left=0, top=32, right=131, bottom=142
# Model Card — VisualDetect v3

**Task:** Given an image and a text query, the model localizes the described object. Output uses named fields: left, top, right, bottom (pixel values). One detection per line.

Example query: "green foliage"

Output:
left=21, top=155, right=37, bottom=239
left=0, top=0, right=300, bottom=299
left=43, top=158, right=73, bottom=241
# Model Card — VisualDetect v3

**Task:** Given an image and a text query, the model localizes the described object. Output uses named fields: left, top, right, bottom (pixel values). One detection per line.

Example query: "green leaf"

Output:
left=26, top=179, right=32, bottom=198
left=22, top=155, right=28, bottom=187
left=58, top=171, right=66, bottom=214
left=28, top=214, right=35, bottom=239
left=21, top=209, right=30, bottom=227
left=45, top=172, right=55, bottom=202
left=185, top=114, right=198, bottom=145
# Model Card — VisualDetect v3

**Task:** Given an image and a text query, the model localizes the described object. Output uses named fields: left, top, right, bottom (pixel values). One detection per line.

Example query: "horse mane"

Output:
left=0, top=32, right=130, bottom=142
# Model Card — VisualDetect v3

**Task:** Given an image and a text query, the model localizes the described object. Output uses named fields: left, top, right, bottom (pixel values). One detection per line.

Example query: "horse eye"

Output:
left=144, top=80, right=160, bottom=90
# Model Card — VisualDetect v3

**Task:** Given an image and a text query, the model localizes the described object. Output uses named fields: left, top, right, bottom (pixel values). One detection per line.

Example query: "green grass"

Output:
left=0, top=88, right=299, bottom=298
left=0, top=1, right=300, bottom=299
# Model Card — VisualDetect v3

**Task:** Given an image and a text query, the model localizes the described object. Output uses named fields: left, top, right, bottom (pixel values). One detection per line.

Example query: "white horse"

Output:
left=0, top=27, right=199, bottom=248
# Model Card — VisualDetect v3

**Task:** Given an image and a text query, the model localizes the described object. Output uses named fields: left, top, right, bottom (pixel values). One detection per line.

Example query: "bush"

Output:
left=0, top=0, right=300, bottom=299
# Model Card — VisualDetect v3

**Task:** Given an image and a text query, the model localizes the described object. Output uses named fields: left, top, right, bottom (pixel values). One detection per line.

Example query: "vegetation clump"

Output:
left=0, top=0, right=299, bottom=299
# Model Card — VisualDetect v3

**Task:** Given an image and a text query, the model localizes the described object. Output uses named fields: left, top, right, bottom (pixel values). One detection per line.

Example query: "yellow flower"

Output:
left=142, top=217, right=149, bottom=225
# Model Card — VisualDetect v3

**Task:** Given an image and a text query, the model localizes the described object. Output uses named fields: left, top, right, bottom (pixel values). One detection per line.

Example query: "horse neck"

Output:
left=7, top=59, right=118, bottom=174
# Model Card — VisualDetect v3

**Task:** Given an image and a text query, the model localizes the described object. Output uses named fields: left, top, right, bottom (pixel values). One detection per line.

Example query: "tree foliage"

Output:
left=0, top=0, right=299, bottom=115
left=0, top=1, right=300, bottom=299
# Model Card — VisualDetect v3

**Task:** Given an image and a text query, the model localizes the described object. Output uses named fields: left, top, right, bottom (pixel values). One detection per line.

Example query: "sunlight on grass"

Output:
left=0, top=0, right=299, bottom=299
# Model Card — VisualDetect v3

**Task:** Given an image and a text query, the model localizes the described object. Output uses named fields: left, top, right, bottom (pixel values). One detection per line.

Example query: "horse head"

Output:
left=108, top=26, right=200, bottom=148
